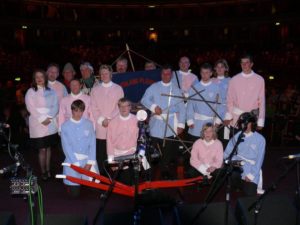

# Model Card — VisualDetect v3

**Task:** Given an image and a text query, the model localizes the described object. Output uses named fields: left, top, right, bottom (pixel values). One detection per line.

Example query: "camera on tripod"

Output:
left=136, top=110, right=160, bottom=163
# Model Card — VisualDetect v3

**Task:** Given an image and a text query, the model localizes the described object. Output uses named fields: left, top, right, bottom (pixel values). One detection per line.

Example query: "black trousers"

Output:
left=230, top=169, right=257, bottom=197
left=113, top=167, right=134, bottom=186
left=151, top=136, right=179, bottom=179
left=96, top=139, right=107, bottom=174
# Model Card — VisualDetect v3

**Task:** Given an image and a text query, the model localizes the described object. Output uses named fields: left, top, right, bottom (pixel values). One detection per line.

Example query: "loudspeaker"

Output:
left=27, top=214, right=88, bottom=225
left=0, top=212, right=16, bottom=225
left=236, top=194, right=297, bottom=225
left=178, top=202, right=238, bottom=225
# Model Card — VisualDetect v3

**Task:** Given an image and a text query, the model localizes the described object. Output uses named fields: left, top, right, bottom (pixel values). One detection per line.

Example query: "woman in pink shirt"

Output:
left=25, top=69, right=59, bottom=181
left=188, top=123, right=223, bottom=179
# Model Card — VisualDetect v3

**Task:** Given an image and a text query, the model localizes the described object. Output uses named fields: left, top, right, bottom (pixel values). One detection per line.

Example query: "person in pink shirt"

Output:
left=188, top=122, right=223, bottom=179
left=91, top=64, right=124, bottom=173
left=62, top=62, right=76, bottom=93
left=172, top=56, right=199, bottom=95
left=58, top=79, right=93, bottom=131
left=25, top=69, right=59, bottom=181
left=46, top=63, right=68, bottom=104
left=115, top=57, right=128, bottom=74
left=106, top=98, right=138, bottom=185
left=224, top=54, right=265, bottom=130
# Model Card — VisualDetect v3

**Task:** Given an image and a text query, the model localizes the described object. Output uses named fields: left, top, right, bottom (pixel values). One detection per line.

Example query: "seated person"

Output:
left=188, top=122, right=223, bottom=179
left=106, top=98, right=139, bottom=185
left=61, top=99, right=98, bottom=197
left=224, top=112, right=265, bottom=196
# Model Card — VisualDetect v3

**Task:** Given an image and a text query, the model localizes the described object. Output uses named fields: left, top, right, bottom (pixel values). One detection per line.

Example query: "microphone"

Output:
left=113, top=153, right=138, bottom=162
left=0, top=162, right=20, bottom=174
left=282, top=153, right=300, bottom=159
left=224, top=159, right=245, bottom=167
left=0, top=122, right=10, bottom=128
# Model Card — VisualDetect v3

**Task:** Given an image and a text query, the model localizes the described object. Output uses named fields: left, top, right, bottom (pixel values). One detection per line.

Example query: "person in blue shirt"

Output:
left=224, top=112, right=265, bottom=196
left=61, top=99, right=97, bottom=197
left=141, top=64, right=186, bottom=179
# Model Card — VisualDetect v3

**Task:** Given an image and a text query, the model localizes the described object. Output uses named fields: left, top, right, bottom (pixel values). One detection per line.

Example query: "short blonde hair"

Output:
left=200, top=122, right=218, bottom=140
left=99, top=64, right=113, bottom=74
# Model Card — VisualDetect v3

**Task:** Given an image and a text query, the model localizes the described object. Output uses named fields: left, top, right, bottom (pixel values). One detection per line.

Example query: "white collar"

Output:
left=179, top=70, right=191, bottom=76
left=119, top=114, right=131, bottom=121
left=71, top=92, right=82, bottom=98
left=161, top=81, right=171, bottom=86
left=200, top=80, right=212, bottom=86
left=241, top=71, right=254, bottom=78
left=70, top=117, right=82, bottom=124
left=217, top=76, right=225, bottom=80
left=37, top=85, right=44, bottom=89
left=244, top=131, right=253, bottom=138
left=48, top=80, right=57, bottom=85
left=203, top=139, right=215, bottom=146
left=101, top=81, right=113, bottom=88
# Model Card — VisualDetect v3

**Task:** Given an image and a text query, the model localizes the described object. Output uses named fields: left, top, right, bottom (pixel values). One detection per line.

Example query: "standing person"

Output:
left=61, top=99, right=97, bottom=197
left=46, top=63, right=68, bottom=104
left=172, top=56, right=199, bottom=95
left=25, top=69, right=59, bottom=181
left=58, top=79, right=93, bottom=132
left=224, top=112, right=265, bottom=196
left=91, top=64, right=124, bottom=173
left=224, top=54, right=265, bottom=130
left=141, top=64, right=186, bottom=179
left=80, top=62, right=98, bottom=95
left=212, top=59, right=231, bottom=146
left=62, top=62, right=76, bottom=93
left=106, top=98, right=139, bottom=185
left=188, top=123, right=223, bottom=178
left=187, top=63, right=221, bottom=142
left=115, top=57, right=128, bottom=74
left=144, top=61, right=157, bottom=71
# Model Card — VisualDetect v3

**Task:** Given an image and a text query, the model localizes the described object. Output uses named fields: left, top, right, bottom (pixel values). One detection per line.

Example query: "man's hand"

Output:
left=244, top=176, right=252, bottom=182
left=188, top=124, right=194, bottom=129
left=154, top=106, right=162, bottom=115
left=42, top=118, right=51, bottom=126
left=102, top=118, right=110, bottom=127
left=223, top=120, right=232, bottom=126
left=177, top=127, right=184, bottom=135
left=207, top=166, right=216, bottom=173
left=83, top=164, right=92, bottom=171
left=256, top=126, right=263, bottom=131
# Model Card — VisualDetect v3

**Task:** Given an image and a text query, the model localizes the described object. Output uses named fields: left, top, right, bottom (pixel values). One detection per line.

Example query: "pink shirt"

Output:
left=106, top=114, right=138, bottom=158
left=180, top=71, right=198, bottom=92
left=91, top=82, right=124, bottom=139
left=48, top=80, right=67, bottom=104
left=190, top=139, right=223, bottom=174
left=25, top=87, right=58, bottom=138
left=225, top=71, right=265, bottom=127
left=58, top=92, right=93, bottom=131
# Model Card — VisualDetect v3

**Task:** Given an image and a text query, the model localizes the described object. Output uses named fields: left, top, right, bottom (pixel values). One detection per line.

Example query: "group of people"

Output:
left=24, top=53, right=266, bottom=197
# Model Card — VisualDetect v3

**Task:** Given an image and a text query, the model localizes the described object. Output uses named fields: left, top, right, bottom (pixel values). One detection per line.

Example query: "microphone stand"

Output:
left=93, top=160, right=125, bottom=225
left=248, top=158, right=299, bottom=225
left=189, top=130, right=245, bottom=225
left=132, top=157, right=141, bottom=225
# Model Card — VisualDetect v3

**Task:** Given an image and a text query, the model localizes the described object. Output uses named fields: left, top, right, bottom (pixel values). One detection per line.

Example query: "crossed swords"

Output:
left=157, top=85, right=228, bottom=154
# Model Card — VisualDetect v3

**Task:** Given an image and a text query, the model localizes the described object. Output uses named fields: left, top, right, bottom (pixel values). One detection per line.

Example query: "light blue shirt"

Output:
left=186, top=80, right=221, bottom=137
left=224, top=131, right=265, bottom=185
left=61, top=118, right=96, bottom=185
left=141, top=81, right=186, bottom=139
